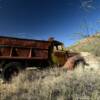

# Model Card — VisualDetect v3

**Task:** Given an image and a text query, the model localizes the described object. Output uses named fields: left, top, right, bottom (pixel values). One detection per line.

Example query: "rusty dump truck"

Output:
left=0, top=36, right=85, bottom=81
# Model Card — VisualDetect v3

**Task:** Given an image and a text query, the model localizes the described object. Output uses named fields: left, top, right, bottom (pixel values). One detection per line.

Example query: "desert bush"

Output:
left=0, top=67, right=100, bottom=100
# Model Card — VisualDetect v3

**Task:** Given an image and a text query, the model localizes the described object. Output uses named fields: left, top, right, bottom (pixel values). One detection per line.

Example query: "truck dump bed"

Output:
left=0, top=36, right=52, bottom=60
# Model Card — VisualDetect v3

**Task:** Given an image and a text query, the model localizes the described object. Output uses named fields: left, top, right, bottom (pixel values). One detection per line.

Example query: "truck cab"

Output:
left=49, top=38, right=67, bottom=66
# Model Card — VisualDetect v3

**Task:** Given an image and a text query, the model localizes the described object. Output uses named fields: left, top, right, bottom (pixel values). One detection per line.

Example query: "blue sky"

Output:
left=0, top=0, right=100, bottom=47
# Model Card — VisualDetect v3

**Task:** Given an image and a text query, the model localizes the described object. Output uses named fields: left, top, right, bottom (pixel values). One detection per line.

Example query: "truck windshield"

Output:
left=53, top=45, right=63, bottom=51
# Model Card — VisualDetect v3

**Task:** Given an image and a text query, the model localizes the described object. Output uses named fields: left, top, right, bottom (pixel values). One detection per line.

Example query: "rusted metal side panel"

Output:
left=0, top=37, right=51, bottom=49
left=0, top=47, right=11, bottom=56
left=12, top=48, right=30, bottom=57
left=0, top=47, right=50, bottom=59
left=0, top=36, right=52, bottom=60
left=33, top=50, right=48, bottom=58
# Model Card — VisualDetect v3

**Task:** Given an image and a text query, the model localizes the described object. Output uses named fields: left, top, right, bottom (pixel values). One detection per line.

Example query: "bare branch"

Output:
left=80, top=0, right=96, bottom=12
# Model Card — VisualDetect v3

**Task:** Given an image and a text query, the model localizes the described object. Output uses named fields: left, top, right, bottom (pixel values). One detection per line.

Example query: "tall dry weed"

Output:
left=0, top=67, right=100, bottom=100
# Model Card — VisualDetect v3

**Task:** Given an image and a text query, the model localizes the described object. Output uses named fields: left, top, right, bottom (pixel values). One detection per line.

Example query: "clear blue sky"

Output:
left=0, top=0, right=100, bottom=47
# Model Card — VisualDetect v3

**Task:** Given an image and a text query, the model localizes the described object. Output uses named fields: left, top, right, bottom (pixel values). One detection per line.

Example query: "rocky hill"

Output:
left=67, top=33, right=100, bottom=56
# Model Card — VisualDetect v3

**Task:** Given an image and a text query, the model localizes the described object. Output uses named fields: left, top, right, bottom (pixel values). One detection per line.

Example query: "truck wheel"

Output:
left=2, top=62, right=21, bottom=81
left=75, top=60, right=85, bottom=69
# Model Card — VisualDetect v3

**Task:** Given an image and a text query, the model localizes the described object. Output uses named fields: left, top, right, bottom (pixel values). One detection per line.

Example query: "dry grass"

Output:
left=0, top=67, right=100, bottom=100
left=66, top=35, right=100, bottom=56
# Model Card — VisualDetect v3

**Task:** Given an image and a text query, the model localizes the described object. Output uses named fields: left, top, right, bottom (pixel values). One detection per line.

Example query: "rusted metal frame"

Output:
left=0, top=46, right=49, bottom=59
left=29, top=48, right=32, bottom=58
left=0, top=45, right=49, bottom=51
left=0, top=56, right=48, bottom=60
left=10, top=47, right=13, bottom=57
left=0, top=36, right=50, bottom=43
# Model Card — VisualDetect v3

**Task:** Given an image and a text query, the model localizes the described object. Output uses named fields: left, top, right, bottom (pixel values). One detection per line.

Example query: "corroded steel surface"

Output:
left=0, top=36, right=52, bottom=59
left=63, top=55, right=86, bottom=70
left=0, top=36, right=51, bottom=49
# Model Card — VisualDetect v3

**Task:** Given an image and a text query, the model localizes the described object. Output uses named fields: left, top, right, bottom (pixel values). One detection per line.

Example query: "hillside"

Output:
left=67, top=33, right=100, bottom=56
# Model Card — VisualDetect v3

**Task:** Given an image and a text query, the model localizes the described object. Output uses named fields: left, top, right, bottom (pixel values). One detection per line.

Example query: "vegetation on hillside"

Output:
left=67, top=33, right=100, bottom=56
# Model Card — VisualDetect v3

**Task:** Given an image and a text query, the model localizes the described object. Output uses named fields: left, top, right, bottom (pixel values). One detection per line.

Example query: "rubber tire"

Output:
left=2, top=62, right=21, bottom=81
left=75, top=60, right=85, bottom=69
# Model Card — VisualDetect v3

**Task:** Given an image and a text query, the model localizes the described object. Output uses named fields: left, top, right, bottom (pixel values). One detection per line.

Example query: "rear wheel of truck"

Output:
left=2, top=62, right=21, bottom=81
